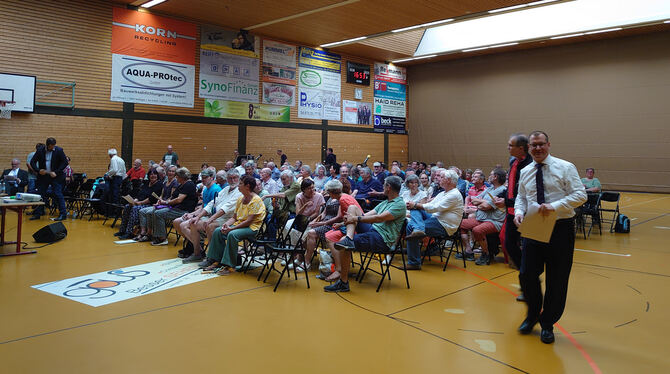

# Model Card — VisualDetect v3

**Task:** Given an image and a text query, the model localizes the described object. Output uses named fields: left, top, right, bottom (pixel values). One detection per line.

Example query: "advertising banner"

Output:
left=32, top=259, right=217, bottom=307
left=200, top=49, right=259, bottom=81
left=374, top=80, right=406, bottom=101
left=263, top=82, right=295, bottom=106
left=201, top=25, right=259, bottom=58
left=262, top=65, right=297, bottom=85
left=199, top=74, right=259, bottom=103
left=298, top=68, right=340, bottom=92
left=205, top=99, right=290, bottom=122
left=374, top=96, right=406, bottom=118
left=298, top=87, right=323, bottom=120
left=343, top=100, right=372, bottom=125
left=111, top=8, right=196, bottom=107
left=374, top=115, right=406, bottom=134
left=199, top=49, right=259, bottom=103
left=374, top=62, right=407, bottom=84
left=299, top=47, right=341, bottom=73
left=262, top=40, right=297, bottom=85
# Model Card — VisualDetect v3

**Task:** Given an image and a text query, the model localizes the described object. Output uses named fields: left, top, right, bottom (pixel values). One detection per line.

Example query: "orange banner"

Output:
left=111, top=8, right=196, bottom=65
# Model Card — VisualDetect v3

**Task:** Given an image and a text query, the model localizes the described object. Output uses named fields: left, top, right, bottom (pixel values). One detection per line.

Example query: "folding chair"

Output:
left=577, top=192, right=602, bottom=238
left=354, top=219, right=410, bottom=292
left=598, top=191, right=620, bottom=233
left=239, top=219, right=269, bottom=273
left=263, top=214, right=312, bottom=292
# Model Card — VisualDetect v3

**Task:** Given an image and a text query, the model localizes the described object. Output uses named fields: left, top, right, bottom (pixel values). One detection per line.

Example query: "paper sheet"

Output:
left=114, top=239, right=137, bottom=244
left=518, top=203, right=557, bottom=243
left=122, top=195, right=134, bottom=205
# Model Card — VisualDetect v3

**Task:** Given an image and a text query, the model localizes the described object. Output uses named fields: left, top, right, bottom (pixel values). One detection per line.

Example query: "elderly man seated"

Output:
left=324, top=176, right=406, bottom=292
left=404, top=169, right=464, bottom=270
left=464, top=170, right=487, bottom=218
left=352, top=167, right=384, bottom=209
left=2, top=158, right=29, bottom=196
left=260, top=167, right=280, bottom=195
left=262, top=169, right=301, bottom=239
left=458, top=168, right=507, bottom=265
left=215, top=169, right=228, bottom=189
left=126, top=159, right=146, bottom=181
left=180, top=169, right=242, bottom=262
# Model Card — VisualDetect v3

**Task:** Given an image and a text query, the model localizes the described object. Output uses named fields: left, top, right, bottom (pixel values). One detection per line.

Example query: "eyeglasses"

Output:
left=529, top=142, right=547, bottom=148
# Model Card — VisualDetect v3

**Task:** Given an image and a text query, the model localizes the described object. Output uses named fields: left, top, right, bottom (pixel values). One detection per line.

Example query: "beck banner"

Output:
left=374, top=62, right=407, bottom=84
left=31, top=259, right=217, bottom=307
left=111, top=8, right=197, bottom=107
left=199, top=49, right=260, bottom=103
left=343, top=100, right=372, bottom=125
left=205, top=99, right=290, bottom=122
left=374, top=115, right=406, bottom=134
left=263, top=82, right=295, bottom=106
left=201, top=25, right=259, bottom=58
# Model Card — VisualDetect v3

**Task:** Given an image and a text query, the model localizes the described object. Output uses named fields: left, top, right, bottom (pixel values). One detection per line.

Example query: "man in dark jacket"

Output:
left=29, top=137, right=68, bottom=221
left=2, top=158, right=29, bottom=196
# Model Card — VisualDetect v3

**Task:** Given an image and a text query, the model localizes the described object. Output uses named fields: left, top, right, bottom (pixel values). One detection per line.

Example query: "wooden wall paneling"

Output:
left=0, top=114, right=122, bottom=178
left=0, top=0, right=121, bottom=111
left=133, top=121, right=238, bottom=172
left=407, top=31, right=670, bottom=193
left=245, top=127, right=321, bottom=168
left=388, top=134, right=409, bottom=167
left=328, top=131, right=384, bottom=167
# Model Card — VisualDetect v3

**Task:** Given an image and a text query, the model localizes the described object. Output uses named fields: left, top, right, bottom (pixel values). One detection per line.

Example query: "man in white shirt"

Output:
left=105, top=148, right=126, bottom=214
left=260, top=167, right=280, bottom=195
left=404, top=169, right=464, bottom=270
left=514, top=131, right=586, bottom=344
left=180, top=169, right=242, bottom=263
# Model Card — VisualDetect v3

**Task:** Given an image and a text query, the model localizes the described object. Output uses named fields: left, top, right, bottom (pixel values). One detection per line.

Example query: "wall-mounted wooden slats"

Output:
left=133, top=121, right=238, bottom=173
left=388, top=134, right=409, bottom=167
left=246, top=127, right=322, bottom=168
left=328, top=132, right=384, bottom=167
left=0, top=114, right=121, bottom=179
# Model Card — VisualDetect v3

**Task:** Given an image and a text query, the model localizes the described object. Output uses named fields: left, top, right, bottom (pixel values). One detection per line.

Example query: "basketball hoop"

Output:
left=0, top=101, right=15, bottom=119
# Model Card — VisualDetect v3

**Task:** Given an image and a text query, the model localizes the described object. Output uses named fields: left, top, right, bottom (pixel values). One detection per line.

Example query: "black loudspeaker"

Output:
left=33, top=222, right=68, bottom=243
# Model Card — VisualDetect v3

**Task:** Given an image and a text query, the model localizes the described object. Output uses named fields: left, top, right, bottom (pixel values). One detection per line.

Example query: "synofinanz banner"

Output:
left=32, top=259, right=218, bottom=307
left=110, top=8, right=196, bottom=107
left=199, top=49, right=260, bottom=103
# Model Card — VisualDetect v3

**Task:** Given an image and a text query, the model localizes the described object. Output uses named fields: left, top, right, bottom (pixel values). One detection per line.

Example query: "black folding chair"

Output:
left=263, top=215, right=312, bottom=292
left=598, top=191, right=620, bottom=233
left=354, top=219, right=410, bottom=292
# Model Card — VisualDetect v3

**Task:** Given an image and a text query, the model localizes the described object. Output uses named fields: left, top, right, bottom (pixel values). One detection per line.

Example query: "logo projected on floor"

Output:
left=32, top=259, right=218, bottom=307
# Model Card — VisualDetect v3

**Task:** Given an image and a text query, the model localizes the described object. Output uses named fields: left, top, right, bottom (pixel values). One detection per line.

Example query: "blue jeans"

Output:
left=405, top=210, right=447, bottom=266
left=36, top=177, right=66, bottom=216
left=28, top=178, right=37, bottom=194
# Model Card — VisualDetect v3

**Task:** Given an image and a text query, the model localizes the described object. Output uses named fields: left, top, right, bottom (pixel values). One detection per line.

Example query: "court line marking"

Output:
left=653, top=226, right=670, bottom=230
left=623, top=196, right=670, bottom=208
left=458, top=329, right=504, bottom=335
left=0, top=284, right=271, bottom=345
left=575, top=248, right=631, bottom=257
left=573, top=262, right=670, bottom=278
left=631, top=213, right=669, bottom=227
left=614, top=319, right=637, bottom=328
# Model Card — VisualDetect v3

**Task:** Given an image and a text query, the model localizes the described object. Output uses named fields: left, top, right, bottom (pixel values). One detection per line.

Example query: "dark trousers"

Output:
left=504, top=214, right=522, bottom=268
left=105, top=176, right=123, bottom=215
left=36, top=177, right=66, bottom=217
left=519, top=218, right=575, bottom=330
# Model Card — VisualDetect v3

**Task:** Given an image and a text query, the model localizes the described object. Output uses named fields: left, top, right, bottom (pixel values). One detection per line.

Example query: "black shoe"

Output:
left=334, top=237, right=355, bottom=251
left=53, top=215, right=67, bottom=221
left=118, top=234, right=133, bottom=240
left=518, top=318, right=537, bottom=335
left=475, top=253, right=490, bottom=265
left=455, top=252, right=475, bottom=261
left=29, top=215, right=41, bottom=220
left=324, top=280, right=350, bottom=292
left=178, top=242, right=194, bottom=258
left=516, top=294, right=526, bottom=302
left=405, top=264, right=422, bottom=270
left=540, top=329, right=555, bottom=344
left=114, top=231, right=124, bottom=237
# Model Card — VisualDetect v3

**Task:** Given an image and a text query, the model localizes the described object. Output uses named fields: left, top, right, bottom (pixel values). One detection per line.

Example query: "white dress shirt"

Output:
left=422, top=187, right=464, bottom=235
left=514, top=154, right=587, bottom=220
left=108, top=155, right=126, bottom=177
left=262, top=178, right=280, bottom=195
left=204, top=185, right=242, bottom=220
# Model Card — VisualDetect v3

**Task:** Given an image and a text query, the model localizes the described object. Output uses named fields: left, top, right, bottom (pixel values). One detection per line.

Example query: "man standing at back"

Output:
left=162, top=145, right=179, bottom=167
left=30, top=137, right=68, bottom=221
left=505, top=134, right=532, bottom=300
left=514, top=131, right=586, bottom=344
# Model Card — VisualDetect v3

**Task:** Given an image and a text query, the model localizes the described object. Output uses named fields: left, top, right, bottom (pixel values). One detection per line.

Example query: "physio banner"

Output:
left=298, top=47, right=341, bottom=120
left=111, top=8, right=196, bottom=107
left=204, top=99, right=290, bottom=122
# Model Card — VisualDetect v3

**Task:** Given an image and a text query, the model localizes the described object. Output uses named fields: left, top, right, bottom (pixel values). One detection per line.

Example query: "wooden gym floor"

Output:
left=1, top=192, right=669, bottom=373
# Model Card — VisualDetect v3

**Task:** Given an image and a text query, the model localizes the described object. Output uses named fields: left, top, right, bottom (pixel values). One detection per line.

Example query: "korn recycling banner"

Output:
left=298, top=47, right=341, bottom=120
left=199, top=49, right=260, bottom=103
left=110, top=8, right=196, bottom=107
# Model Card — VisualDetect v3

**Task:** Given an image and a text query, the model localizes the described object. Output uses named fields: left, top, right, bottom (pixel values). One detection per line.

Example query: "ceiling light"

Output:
left=488, top=4, right=529, bottom=13
left=416, top=0, right=670, bottom=56
left=585, top=27, right=622, bottom=34
left=550, top=33, right=585, bottom=39
left=391, top=19, right=455, bottom=33
left=320, top=36, right=367, bottom=48
left=462, top=46, right=490, bottom=52
left=391, top=54, right=437, bottom=63
left=141, top=0, right=167, bottom=8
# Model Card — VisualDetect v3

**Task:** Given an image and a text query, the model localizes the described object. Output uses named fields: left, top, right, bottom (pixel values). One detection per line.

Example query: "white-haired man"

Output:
left=105, top=148, right=126, bottom=215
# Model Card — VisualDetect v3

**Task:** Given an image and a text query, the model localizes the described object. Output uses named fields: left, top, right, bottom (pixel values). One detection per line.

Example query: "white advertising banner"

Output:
left=343, top=100, right=372, bottom=125
left=262, top=82, right=295, bottom=106
left=199, top=49, right=259, bottom=103
left=200, top=49, right=259, bottom=81
left=199, top=73, right=259, bottom=103
left=111, top=55, right=195, bottom=108
left=298, top=87, right=323, bottom=120
left=322, top=90, right=341, bottom=121
left=374, top=62, right=407, bottom=84
left=297, top=68, right=341, bottom=120
left=262, top=39, right=297, bottom=68
left=298, top=68, right=340, bottom=92
left=31, top=259, right=218, bottom=307
left=374, top=96, right=406, bottom=118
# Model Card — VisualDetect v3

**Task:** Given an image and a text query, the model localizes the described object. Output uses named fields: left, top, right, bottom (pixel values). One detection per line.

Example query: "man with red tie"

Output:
left=513, top=131, right=586, bottom=344
left=504, top=134, right=532, bottom=300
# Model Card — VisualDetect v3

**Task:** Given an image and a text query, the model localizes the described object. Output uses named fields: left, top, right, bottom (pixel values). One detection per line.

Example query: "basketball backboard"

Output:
left=0, top=73, right=36, bottom=112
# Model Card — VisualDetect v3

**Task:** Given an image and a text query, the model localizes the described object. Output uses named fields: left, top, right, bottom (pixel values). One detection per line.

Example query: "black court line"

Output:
left=458, top=329, right=504, bottom=335
left=0, top=284, right=270, bottom=345
left=646, top=302, right=650, bottom=312
left=334, top=293, right=528, bottom=373
left=614, top=319, right=638, bottom=328
left=387, top=270, right=516, bottom=317
left=586, top=271, right=611, bottom=279
left=631, top=213, right=669, bottom=227
left=571, top=331, right=587, bottom=334
left=574, top=262, right=670, bottom=278
left=626, top=285, right=642, bottom=295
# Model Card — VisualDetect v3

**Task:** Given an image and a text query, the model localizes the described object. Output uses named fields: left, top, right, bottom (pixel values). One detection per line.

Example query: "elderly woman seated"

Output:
left=135, top=165, right=178, bottom=242
left=149, top=167, right=199, bottom=246
left=458, top=168, right=507, bottom=265
left=284, top=179, right=325, bottom=271
left=400, top=174, right=427, bottom=214
left=198, top=175, right=267, bottom=275
left=114, top=168, right=164, bottom=240
left=313, top=164, right=328, bottom=192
